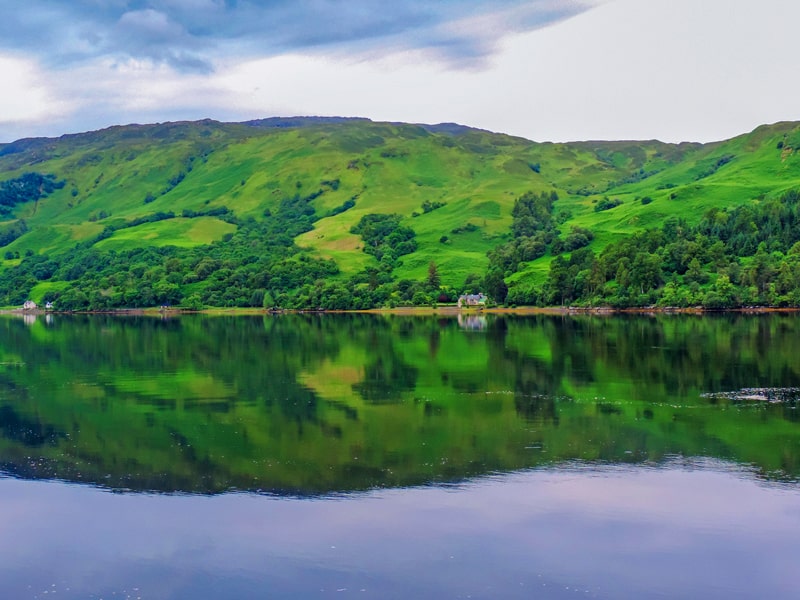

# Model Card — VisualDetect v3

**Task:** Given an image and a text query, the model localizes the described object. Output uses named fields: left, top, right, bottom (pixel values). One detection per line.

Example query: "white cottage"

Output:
left=23, top=300, right=37, bottom=310
left=457, top=293, right=487, bottom=309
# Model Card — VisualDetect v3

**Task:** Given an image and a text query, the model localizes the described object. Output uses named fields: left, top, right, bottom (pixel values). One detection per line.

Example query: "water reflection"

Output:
left=0, top=313, right=798, bottom=494
left=0, top=460, right=798, bottom=599
left=457, top=313, right=487, bottom=330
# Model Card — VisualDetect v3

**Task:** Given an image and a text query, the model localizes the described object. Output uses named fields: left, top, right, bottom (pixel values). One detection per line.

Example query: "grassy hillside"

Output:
left=1, top=118, right=800, bottom=308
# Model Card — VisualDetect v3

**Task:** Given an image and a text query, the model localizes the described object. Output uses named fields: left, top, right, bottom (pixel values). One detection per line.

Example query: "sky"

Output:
left=0, top=0, right=798, bottom=144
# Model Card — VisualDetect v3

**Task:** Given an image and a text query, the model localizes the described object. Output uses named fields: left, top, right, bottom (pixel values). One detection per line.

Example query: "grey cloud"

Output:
left=0, top=0, right=591, bottom=73
left=112, top=8, right=215, bottom=71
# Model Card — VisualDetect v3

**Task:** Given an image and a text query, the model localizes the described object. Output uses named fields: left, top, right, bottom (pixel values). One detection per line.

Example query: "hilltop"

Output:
left=1, top=117, right=800, bottom=309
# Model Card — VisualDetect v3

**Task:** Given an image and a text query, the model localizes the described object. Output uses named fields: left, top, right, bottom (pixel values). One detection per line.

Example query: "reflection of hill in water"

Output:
left=0, top=313, right=799, bottom=495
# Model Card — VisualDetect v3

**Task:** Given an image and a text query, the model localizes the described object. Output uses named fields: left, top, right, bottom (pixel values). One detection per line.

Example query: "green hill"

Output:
left=1, top=117, right=800, bottom=309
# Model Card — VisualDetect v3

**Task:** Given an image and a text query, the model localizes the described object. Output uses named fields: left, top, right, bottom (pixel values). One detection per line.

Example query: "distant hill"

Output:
left=1, top=118, right=799, bottom=310
left=242, top=115, right=373, bottom=129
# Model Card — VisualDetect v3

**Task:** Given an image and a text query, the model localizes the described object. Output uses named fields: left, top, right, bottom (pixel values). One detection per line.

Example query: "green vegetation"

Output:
left=1, top=117, right=800, bottom=309
left=0, top=313, right=798, bottom=494
left=0, top=172, right=64, bottom=217
left=594, top=197, right=623, bottom=212
left=525, top=188, right=800, bottom=308
left=350, top=213, right=417, bottom=263
left=0, top=220, right=28, bottom=248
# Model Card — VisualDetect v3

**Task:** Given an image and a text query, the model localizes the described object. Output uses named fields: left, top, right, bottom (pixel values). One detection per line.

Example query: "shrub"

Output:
left=594, top=197, right=623, bottom=212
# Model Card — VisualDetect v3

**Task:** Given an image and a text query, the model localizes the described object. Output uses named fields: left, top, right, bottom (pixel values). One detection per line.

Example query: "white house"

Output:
left=23, top=300, right=37, bottom=311
left=457, top=293, right=487, bottom=309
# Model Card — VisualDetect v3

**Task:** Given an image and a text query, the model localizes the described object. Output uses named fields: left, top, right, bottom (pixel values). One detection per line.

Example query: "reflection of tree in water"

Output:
left=510, top=348, right=562, bottom=425
left=353, top=318, right=422, bottom=404
left=540, top=317, right=597, bottom=386
left=483, top=314, right=800, bottom=406
left=481, top=317, right=570, bottom=424
left=353, top=357, right=417, bottom=403
left=428, top=328, right=440, bottom=358
left=0, top=403, right=64, bottom=447
left=581, top=315, right=800, bottom=399
left=514, top=393, right=559, bottom=425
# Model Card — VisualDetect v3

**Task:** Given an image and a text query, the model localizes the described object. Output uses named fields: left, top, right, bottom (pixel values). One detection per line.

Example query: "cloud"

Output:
left=111, top=8, right=215, bottom=72
left=0, top=0, right=594, bottom=73
left=4, top=0, right=798, bottom=145
left=196, top=0, right=800, bottom=144
left=0, top=55, right=66, bottom=126
left=43, top=57, right=234, bottom=131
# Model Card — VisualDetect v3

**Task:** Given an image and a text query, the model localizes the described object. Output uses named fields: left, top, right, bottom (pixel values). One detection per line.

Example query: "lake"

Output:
left=0, top=312, right=798, bottom=599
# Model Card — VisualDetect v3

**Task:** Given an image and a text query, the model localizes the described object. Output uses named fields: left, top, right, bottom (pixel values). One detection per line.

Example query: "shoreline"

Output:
left=3, top=305, right=800, bottom=317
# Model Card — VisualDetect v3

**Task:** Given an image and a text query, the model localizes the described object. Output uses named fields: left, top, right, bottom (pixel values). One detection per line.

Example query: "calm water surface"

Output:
left=0, top=313, right=799, bottom=599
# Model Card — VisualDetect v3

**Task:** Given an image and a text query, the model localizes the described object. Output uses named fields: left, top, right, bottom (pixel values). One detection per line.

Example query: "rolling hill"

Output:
left=1, top=117, right=800, bottom=309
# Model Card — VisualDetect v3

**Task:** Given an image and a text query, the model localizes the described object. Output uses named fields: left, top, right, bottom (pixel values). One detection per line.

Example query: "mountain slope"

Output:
left=1, top=118, right=800, bottom=309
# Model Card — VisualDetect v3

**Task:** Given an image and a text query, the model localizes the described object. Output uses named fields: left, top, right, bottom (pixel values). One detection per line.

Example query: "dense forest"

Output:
left=510, top=188, right=800, bottom=308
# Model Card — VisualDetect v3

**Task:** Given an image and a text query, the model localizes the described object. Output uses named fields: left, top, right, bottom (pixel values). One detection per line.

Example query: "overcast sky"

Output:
left=0, top=0, right=798, bottom=144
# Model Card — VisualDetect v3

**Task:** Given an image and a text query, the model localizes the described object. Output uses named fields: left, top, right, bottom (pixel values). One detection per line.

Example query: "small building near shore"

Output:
left=457, top=293, right=487, bottom=309
left=23, top=300, right=37, bottom=311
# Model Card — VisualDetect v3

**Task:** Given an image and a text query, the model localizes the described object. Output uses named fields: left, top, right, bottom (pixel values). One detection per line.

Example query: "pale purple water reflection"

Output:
left=1, top=460, right=798, bottom=599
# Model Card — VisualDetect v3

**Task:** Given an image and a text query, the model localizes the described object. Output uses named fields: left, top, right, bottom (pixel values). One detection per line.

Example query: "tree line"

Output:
left=506, top=188, right=800, bottom=308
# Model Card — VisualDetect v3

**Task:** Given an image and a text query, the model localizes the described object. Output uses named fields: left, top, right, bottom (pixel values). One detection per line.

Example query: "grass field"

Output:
left=94, top=217, right=237, bottom=251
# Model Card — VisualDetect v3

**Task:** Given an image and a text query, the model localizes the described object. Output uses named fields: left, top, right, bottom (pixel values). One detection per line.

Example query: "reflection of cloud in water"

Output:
left=0, top=458, right=798, bottom=599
